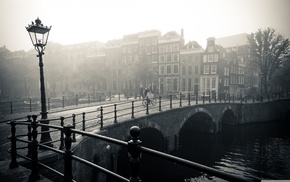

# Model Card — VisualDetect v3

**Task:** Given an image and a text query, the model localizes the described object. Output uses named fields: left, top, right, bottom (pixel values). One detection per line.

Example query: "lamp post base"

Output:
left=40, top=111, right=53, bottom=147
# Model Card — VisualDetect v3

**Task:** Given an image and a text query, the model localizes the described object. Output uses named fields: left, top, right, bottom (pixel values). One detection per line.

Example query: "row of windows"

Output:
left=230, top=75, right=245, bottom=84
left=159, top=77, right=179, bottom=92
left=201, top=77, right=217, bottom=93
left=203, top=65, right=217, bottom=74
left=231, top=66, right=245, bottom=74
left=181, top=65, right=199, bottom=75
left=181, top=54, right=200, bottom=62
left=203, top=54, right=218, bottom=62
left=159, top=64, right=179, bottom=75
left=224, top=67, right=230, bottom=76
left=159, top=54, right=179, bottom=63
left=159, top=43, right=180, bottom=53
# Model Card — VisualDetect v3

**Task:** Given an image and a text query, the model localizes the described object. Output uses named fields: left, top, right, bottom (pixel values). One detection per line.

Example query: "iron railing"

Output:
left=7, top=114, right=255, bottom=182
left=1, top=91, right=289, bottom=115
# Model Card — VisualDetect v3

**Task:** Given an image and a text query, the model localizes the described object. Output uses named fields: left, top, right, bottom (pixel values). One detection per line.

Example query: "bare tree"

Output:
left=248, top=27, right=290, bottom=93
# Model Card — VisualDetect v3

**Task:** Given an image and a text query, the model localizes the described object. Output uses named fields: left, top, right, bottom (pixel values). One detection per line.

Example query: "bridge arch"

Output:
left=179, top=107, right=215, bottom=134
left=220, top=106, right=237, bottom=125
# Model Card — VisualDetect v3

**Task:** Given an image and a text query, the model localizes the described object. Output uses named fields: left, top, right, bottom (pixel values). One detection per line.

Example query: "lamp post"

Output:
left=26, top=18, right=52, bottom=146
left=259, top=73, right=263, bottom=102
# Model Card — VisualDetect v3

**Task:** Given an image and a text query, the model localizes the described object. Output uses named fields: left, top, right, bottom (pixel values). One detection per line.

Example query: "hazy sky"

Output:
left=1, top=0, right=289, bottom=51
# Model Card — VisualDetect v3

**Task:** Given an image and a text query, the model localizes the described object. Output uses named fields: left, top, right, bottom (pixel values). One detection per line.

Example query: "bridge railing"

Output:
left=7, top=115, right=252, bottom=182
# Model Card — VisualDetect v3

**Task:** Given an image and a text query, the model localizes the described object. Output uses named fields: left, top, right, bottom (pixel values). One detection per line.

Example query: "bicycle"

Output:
left=142, top=93, right=156, bottom=106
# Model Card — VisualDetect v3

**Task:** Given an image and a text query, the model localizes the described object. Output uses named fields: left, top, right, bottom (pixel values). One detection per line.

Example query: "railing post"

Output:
left=100, top=106, right=103, bottom=130
left=203, top=92, right=205, bottom=104
left=146, top=98, right=149, bottom=115
left=131, top=101, right=134, bottom=119
left=82, top=112, right=86, bottom=132
left=114, top=104, right=118, bottom=123
left=59, top=117, right=65, bottom=150
left=10, top=101, right=13, bottom=114
left=64, top=124, right=74, bottom=182
left=27, top=115, right=32, bottom=157
left=29, top=115, right=40, bottom=181
left=188, top=93, right=191, bottom=106
left=179, top=92, right=182, bottom=107
left=76, top=94, right=78, bottom=106
left=72, top=114, right=76, bottom=142
left=214, top=92, right=217, bottom=103
left=9, top=120, right=18, bottom=168
left=219, top=93, right=221, bottom=103
left=196, top=93, right=198, bottom=104
left=128, top=126, right=141, bottom=182
left=159, top=96, right=162, bottom=111
left=170, top=95, right=172, bottom=109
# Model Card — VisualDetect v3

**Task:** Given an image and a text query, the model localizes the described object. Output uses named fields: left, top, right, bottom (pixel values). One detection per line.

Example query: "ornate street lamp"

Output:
left=26, top=18, right=52, bottom=146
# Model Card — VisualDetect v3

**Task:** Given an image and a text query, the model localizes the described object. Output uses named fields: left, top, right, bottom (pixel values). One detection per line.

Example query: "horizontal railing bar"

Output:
left=139, top=146, right=251, bottom=182
left=13, top=121, right=30, bottom=125
left=72, top=155, right=129, bottom=182
left=37, top=123, right=63, bottom=130
left=38, top=128, right=60, bottom=135
left=38, top=143, right=65, bottom=154
left=40, top=139, right=62, bottom=146
left=71, top=129, right=127, bottom=147
left=16, top=138, right=30, bottom=144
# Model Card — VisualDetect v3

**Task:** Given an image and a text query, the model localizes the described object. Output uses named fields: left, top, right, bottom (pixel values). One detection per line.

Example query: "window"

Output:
left=182, top=66, right=186, bottom=75
left=227, top=67, right=229, bottom=75
left=166, top=54, right=172, bottom=62
left=152, top=55, right=158, bottom=63
left=224, top=67, right=227, bottom=75
left=173, top=43, right=179, bottom=52
left=214, top=54, right=218, bottom=62
left=159, top=65, right=165, bottom=75
left=212, top=78, right=216, bottom=89
left=166, top=64, right=172, bottom=75
left=188, top=78, right=192, bottom=91
left=146, top=46, right=151, bottom=54
left=195, top=65, right=199, bottom=74
left=152, top=45, right=157, bottom=53
left=188, top=65, right=193, bottom=74
left=206, top=78, right=210, bottom=93
left=211, top=65, right=217, bottom=74
left=159, top=45, right=165, bottom=53
left=159, top=55, right=165, bottom=63
left=173, top=64, right=179, bottom=74
left=173, top=54, right=179, bottom=62
left=224, top=78, right=227, bottom=86
left=195, top=78, right=199, bottom=84
left=204, top=65, right=209, bottom=74
left=203, top=55, right=207, bottom=62
left=208, top=55, right=213, bottom=62
left=166, top=44, right=172, bottom=53
left=182, top=78, right=186, bottom=91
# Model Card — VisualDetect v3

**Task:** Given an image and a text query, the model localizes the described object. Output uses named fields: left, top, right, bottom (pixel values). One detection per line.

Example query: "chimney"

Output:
left=181, top=29, right=184, bottom=38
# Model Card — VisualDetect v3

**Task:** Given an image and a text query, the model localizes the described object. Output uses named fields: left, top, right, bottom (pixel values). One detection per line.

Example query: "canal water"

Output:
left=132, top=121, right=290, bottom=182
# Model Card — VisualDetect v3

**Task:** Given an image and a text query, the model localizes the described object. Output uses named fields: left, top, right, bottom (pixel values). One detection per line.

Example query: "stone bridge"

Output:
left=65, top=99, right=290, bottom=181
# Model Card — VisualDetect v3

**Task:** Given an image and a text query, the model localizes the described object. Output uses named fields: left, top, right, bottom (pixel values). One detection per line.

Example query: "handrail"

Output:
left=7, top=113, right=259, bottom=182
